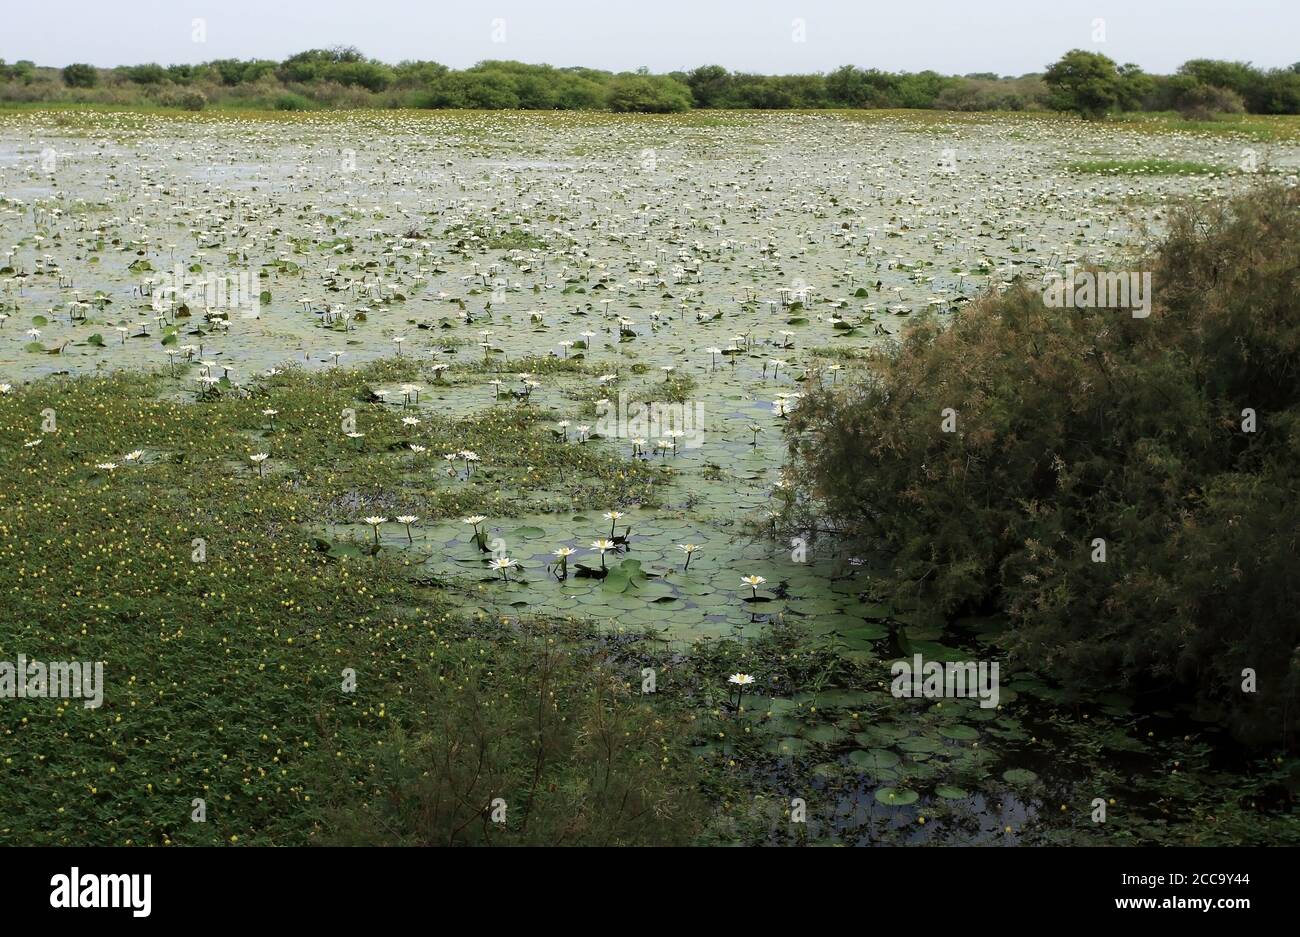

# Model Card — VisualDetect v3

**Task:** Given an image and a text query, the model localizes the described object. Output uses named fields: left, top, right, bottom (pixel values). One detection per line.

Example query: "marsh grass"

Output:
left=0, top=360, right=676, bottom=844
left=1112, top=110, right=1300, bottom=142
left=1066, top=158, right=1229, bottom=175
left=320, top=617, right=703, bottom=846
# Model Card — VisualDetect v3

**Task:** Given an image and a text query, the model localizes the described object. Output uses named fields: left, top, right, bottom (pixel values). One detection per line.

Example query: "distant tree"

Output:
left=605, top=74, right=692, bottom=113
left=1116, top=63, right=1155, bottom=110
left=895, top=70, right=954, bottom=109
left=119, top=63, right=166, bottom=85
left=1167, top=77, right=1246, bottom=120
left=686, top=65, right=731, bottom=108
left=1, top=59, right=36, bottom=83
left=392, top=60, right=449, bottom=88
left=1043, top=50, right=1122, bottom=118
left=62, top=63, right=98, bottom=88
left=278, top=47, right=364, bottom=83
left=825, top=66, right=901, bottom=108
left=1254, top=69, right=1300, bottom=115
left=1177, top=59, right=1259, bottom=100
left=165, top=64, right=197, bottom=84
left=207, top=58, right=276, bottom=86
left=325, top=60, right=394, bottom=92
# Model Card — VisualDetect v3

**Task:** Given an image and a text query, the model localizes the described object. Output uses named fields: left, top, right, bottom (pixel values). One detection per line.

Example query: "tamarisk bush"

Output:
left=786, top=183, right=1300, bottom=746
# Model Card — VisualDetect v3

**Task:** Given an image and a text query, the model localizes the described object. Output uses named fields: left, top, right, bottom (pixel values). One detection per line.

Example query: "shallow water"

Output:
left=3, top=109, right=1292, bottom=843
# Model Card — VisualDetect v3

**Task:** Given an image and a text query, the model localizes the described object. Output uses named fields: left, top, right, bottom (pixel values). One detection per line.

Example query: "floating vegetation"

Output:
left=0, top=108, right=1296, bottom=847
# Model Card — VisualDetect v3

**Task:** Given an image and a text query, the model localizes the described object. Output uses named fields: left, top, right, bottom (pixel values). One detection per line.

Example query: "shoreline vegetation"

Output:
left=3, top=48, right=1300, bottom=118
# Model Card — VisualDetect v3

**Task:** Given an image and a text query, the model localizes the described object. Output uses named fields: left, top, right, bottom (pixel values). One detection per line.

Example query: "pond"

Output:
left=1, top=108, right=1294, bottom=845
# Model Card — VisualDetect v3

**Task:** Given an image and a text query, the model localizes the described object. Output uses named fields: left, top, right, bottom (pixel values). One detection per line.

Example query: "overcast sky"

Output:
left=4, top=0, right=1297, bottom=75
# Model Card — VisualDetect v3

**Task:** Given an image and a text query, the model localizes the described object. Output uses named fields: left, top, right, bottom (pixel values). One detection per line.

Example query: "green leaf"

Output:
left=874, top=788, right=918, bottom=806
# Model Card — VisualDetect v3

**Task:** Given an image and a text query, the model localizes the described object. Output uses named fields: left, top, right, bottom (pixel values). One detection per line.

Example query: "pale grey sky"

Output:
left=4, top=0, right=1297, bottom=75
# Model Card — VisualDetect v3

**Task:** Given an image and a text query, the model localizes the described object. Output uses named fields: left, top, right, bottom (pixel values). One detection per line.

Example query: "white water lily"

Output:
left=363, top=516, right=387, bottom=545
left=396, top=515, right=419, bottom=543
left=589, top=538, right=615, bottom=569
left=550, top=545, right=578, bottom=579
left=727, top=672, right=755, bottom=711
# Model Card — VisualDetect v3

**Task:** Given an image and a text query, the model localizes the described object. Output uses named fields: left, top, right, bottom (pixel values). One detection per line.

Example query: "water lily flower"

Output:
left=603, top=510, right=624, bottom=538
left=677, top=543, right=699, bottom=570
left=396, top=515, right=419, bottom=543
left=727, top=672, right=755, bottom=710
left=363, top=516, right=387, bottom=545
left=551, top=545, right=577, bottom=579
left=741, top=574, right=767, bottom=599
left=490, top=555, right=516, bottom=581
left=463, top=515, right=487, bottom=543
left=249, top=452, right=269, bottom=477
left=590, top=538, right=615, bottom=569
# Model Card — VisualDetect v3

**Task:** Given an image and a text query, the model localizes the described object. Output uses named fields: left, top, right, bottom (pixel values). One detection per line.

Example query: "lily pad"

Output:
left=874, top=787, right=919, bottom=806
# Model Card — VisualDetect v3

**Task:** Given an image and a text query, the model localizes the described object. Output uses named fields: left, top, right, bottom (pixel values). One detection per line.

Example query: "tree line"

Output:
left=2, top=47, right=1299, bottom=117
